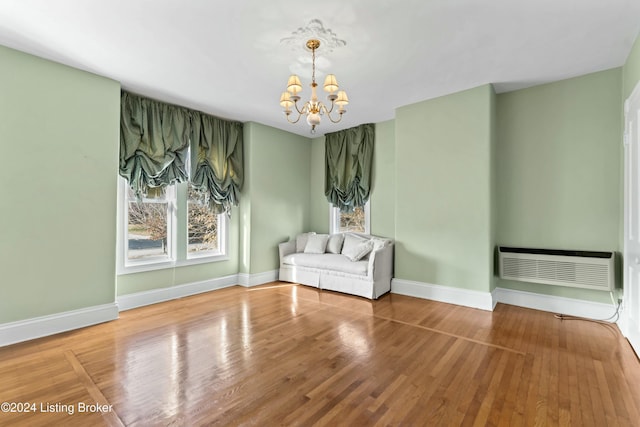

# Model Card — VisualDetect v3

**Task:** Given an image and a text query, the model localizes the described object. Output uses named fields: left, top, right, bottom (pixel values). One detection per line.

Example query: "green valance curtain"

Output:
left=119, top=91, right=191, bottom=198
left=325, top=123, right=374, bottom=212
left=190, top=113, right=244, bottom=215
left=119, top=91, right=244, bottom=214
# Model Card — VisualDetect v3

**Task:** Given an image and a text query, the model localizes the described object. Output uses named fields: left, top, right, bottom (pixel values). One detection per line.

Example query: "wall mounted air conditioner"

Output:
left=498, top=247, right=614, bottom=291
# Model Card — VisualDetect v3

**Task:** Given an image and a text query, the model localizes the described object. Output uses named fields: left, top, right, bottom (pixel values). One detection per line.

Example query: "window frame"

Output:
left=329, top=201, right=371, bottom=235
left=117, top=178, right=229, bottom=275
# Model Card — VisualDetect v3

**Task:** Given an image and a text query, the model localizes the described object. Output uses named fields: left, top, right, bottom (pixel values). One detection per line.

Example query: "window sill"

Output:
left=180, top=254, right=229, bottom=267
left=117, top=254, right=229, bottom=276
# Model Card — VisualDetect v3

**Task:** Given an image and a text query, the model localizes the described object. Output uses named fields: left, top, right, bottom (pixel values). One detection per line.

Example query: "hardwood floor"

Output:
left=0, top=283, right=639, bottom=426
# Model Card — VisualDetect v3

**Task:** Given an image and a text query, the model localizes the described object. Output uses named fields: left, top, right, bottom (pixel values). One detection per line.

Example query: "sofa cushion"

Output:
left=296, top=232, right=316, bottom=253
left=326, top=233, right=345, bottom=254
left=343, top=240, right=374, bottom=261
left=304, top=234, right=329, bottom=254
left=282, top=253, right=368, bottom=276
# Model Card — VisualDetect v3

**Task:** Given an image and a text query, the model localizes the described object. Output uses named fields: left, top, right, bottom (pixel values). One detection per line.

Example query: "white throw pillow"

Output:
left=342, top=240, right=374, bottom=261
left=326, top=233, right=345, bottom=254
left=296, top=232, right=316, bottom=253
left=341, top=233, right=369, bottom=255
left=304, top=234, right=330, bottom=254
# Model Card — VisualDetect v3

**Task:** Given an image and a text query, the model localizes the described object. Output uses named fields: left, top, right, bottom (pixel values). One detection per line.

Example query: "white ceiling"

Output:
left=0, top=0, right=639, bottom=137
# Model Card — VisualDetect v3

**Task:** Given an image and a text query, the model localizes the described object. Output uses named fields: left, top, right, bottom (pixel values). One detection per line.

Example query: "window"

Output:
left=187, top=183, right=224, bottom=259
left=125, top=186, right=175, bottom=263
left=118, top=180, right=227, bottom=274
left=330, top=201, right=370, bottom=234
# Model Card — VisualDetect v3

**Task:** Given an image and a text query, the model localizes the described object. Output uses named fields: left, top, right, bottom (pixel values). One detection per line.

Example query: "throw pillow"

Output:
left=342, top=240, right=374, bottom=262
left=326, top=233, right=345, bottom=254
left=304, top=234, right=330, bottom=254
left=341, top=233, right=369, bottom=255
left=296, top=232, right=316, bottom=253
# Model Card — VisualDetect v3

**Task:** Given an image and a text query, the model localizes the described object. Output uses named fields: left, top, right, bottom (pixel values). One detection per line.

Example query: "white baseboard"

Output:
left=117, top=274, right=239, bottom=311
left=493, top=287, right=616, bottom=319
left=238, top=270, right=278, bottom=287
left=390, top=279, right=616, bottom=318
left=1, top=269, right=301, bottom=347
left=391, top=278, right=495, bottom=311
left=0, top=303, right=119, bottom=347
left=617, top=312, right=628, bottom=337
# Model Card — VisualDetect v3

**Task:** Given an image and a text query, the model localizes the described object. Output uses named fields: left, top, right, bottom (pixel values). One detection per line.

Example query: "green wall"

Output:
left=309, top=136, right=329, bottom=233
left=496, top=69, right=622, bottom=303
left=370, top=120, right=397, bottom=239
left=395, top=85, right=495, bottom=292
left=490, top=84, right=498, bottom=291
left=241, top=122, right=311, bottom=274
left=0, top=45, right=120, bottom=323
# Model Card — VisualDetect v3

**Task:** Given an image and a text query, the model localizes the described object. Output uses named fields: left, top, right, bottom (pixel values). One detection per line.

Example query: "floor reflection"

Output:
left=337, top=322, right=371, bottom=359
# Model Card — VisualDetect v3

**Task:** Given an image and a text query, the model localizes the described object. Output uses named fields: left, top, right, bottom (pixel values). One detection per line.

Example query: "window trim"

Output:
left=329, top=201, right=371, bottom=235
left=116, top=178, right=229, bottom=276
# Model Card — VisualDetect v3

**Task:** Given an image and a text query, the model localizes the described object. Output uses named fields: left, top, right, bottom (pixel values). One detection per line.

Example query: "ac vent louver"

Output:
left=499, top=247, right=614, bottom=291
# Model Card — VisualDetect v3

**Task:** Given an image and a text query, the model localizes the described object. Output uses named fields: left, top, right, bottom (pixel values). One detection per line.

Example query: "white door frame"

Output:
left=622, top=80, right=640, bottom=356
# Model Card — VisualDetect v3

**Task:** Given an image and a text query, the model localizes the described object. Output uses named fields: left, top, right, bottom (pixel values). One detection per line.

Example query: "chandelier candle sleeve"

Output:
left=280, top=38, right=349, bottom=133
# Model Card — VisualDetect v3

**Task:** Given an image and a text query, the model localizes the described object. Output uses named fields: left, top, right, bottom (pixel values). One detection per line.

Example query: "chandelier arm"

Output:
left=285, top=112, right=303, bottom=124
left=325, top=111, right=345, bottom=123
left=320, top=102, right=335, bottom=115
left=292, top=100, right=307, bottom=115
left=319, top=102, right=343, bottom=123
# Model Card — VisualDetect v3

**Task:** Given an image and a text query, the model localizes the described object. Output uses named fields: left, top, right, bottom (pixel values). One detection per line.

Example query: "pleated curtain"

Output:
left=119, top=91, right=191, bottom=198
left=190, top=113, right=244, bottom=215
left=119, top=91, right=243, bottom=214
left=324, top=123, right=374, bottom=212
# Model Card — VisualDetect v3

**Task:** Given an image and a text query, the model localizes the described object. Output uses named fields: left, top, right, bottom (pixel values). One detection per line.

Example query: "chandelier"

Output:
left=279, top=39, right=349, bottom=134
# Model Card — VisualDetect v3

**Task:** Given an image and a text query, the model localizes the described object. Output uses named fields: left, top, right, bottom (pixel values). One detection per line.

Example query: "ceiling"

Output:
left=0, top=0, right=639, bottom=137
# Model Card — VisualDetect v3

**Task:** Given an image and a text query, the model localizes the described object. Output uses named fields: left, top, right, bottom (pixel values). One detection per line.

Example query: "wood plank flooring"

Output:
left=0, top=283, right=639, bottom=426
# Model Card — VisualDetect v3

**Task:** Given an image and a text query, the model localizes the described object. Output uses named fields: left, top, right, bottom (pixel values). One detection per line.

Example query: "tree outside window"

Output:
left=126, top=188, right=170, bottom=261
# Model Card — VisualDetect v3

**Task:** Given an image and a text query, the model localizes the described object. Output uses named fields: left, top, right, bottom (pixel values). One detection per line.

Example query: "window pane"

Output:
left=127, top=200, right=169, bottom=261
left=187, top=185, right=219, bottom=255
left=339, top=206, right=365, bottom=233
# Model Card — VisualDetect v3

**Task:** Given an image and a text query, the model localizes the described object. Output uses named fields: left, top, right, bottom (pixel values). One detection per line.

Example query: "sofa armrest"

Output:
left=279, top=240, right=297, bottom=264
left=368, top=243, right=394, bottom=280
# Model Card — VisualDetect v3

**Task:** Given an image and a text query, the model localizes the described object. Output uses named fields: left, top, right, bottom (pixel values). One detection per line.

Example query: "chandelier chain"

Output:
left=311, top=45, right=316, bottom=85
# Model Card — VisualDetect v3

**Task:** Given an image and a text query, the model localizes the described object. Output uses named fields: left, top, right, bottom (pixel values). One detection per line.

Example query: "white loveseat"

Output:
left=278, top=232, right=394, bottom=299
